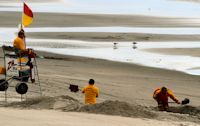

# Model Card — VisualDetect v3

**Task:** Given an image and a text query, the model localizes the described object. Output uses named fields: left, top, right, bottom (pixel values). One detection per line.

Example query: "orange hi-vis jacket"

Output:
left=13, top=37, right=27, bottom=64
left=153, top=88, right=179, bottom=105
left=13, top=37, right=25, bottom=50
left=82, top=84, right=99, bottom=104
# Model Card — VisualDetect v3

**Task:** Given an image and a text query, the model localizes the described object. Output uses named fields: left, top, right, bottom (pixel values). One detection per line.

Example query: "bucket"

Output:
left=69, top=84, right=79, bottom=92
left=0, top=67, right=6, bottom=74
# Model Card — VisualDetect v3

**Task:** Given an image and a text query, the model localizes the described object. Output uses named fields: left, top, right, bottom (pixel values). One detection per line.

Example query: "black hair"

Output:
left=89, top=79, right=95, bottom=85
left=161, top=87, right=167, bottom=93
left=18, top=31, right=24, bottom=37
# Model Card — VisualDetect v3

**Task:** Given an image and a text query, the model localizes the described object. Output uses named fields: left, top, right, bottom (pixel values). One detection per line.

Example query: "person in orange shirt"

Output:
left=82, top=79, right=99, bottom=104
left=13, top=30, right=26, bottom=50
left=153, top=87, right=180, bottom=111
left=13, top=30, right=36, bottom=59
left=12, top=30, right=36, bottom=82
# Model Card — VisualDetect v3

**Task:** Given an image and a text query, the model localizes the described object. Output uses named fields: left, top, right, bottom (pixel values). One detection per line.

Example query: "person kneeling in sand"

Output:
left=82, top=79, right=99, bottom=104
left=153, top=87, right=180, bottom=111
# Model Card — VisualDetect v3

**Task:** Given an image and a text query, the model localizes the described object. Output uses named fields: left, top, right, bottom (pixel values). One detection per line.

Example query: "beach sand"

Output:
left=1, top=49, right=200, bottom=124
left=1, top=107, right=198, bottom=126
left=0, top=9, right=200, bottom=125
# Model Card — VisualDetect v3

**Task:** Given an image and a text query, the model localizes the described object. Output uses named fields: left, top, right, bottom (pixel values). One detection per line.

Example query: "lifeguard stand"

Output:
left=0, top=45, right=42, bottom=103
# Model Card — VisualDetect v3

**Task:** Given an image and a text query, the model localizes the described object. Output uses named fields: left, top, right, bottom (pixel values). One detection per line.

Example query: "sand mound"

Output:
left=78, top=100, right=157, bottom=119
left=169, top=106, right=200, bottom=119
left=77, top=101, right=200, bottom=124
left=147, top=106, right=200, bottom=124
left=2, top=96, right=200, bottom=124
left=4, top=95, right=81, bottom=111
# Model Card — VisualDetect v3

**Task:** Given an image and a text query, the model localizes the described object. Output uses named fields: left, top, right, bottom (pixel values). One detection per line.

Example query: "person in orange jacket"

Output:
left=153, top=87, right=180, bottom=111
left=82, top=79, right=99, bottom=104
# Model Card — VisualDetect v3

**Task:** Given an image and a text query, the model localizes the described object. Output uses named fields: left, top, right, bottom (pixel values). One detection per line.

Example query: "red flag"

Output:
left=22, top=3, right=33, bottom=27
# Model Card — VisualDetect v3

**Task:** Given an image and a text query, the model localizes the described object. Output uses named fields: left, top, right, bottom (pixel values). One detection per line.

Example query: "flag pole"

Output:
left=21, top=0, right=24, bottom=30
left=21, top=0, right=26, bottom=49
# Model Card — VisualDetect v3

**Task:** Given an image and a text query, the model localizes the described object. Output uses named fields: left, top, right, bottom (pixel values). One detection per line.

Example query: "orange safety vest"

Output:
left=153, top=88, right=179, bottom=105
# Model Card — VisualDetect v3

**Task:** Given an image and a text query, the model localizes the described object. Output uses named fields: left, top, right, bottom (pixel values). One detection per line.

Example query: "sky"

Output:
left=1, top=0, right=200, bottom=17
left=60, top=0, right=200, bottom=17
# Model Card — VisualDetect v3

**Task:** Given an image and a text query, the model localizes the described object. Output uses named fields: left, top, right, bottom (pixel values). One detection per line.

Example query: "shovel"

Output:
left=169, top=98, right=190, bottom=105
left=181, top=98, right=190, bottom=105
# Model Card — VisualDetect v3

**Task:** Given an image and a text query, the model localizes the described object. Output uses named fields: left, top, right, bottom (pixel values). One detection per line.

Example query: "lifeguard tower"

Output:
left=0, top=45, right=41, bottom=103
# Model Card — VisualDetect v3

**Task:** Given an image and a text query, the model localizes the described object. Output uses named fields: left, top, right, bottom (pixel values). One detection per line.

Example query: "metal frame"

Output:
left=0, top=45, right=42, bottom=103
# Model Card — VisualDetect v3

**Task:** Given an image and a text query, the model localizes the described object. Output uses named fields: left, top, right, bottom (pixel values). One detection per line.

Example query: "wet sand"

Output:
left=28, top=32, right=200, bottom=42
left=144, top=48, right=200, bottom=57
left=2, top=11, right=200, bottom=41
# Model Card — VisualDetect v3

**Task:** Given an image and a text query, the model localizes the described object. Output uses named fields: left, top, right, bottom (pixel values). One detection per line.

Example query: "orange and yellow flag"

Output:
left=22, top=3, right=33, bottom=27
